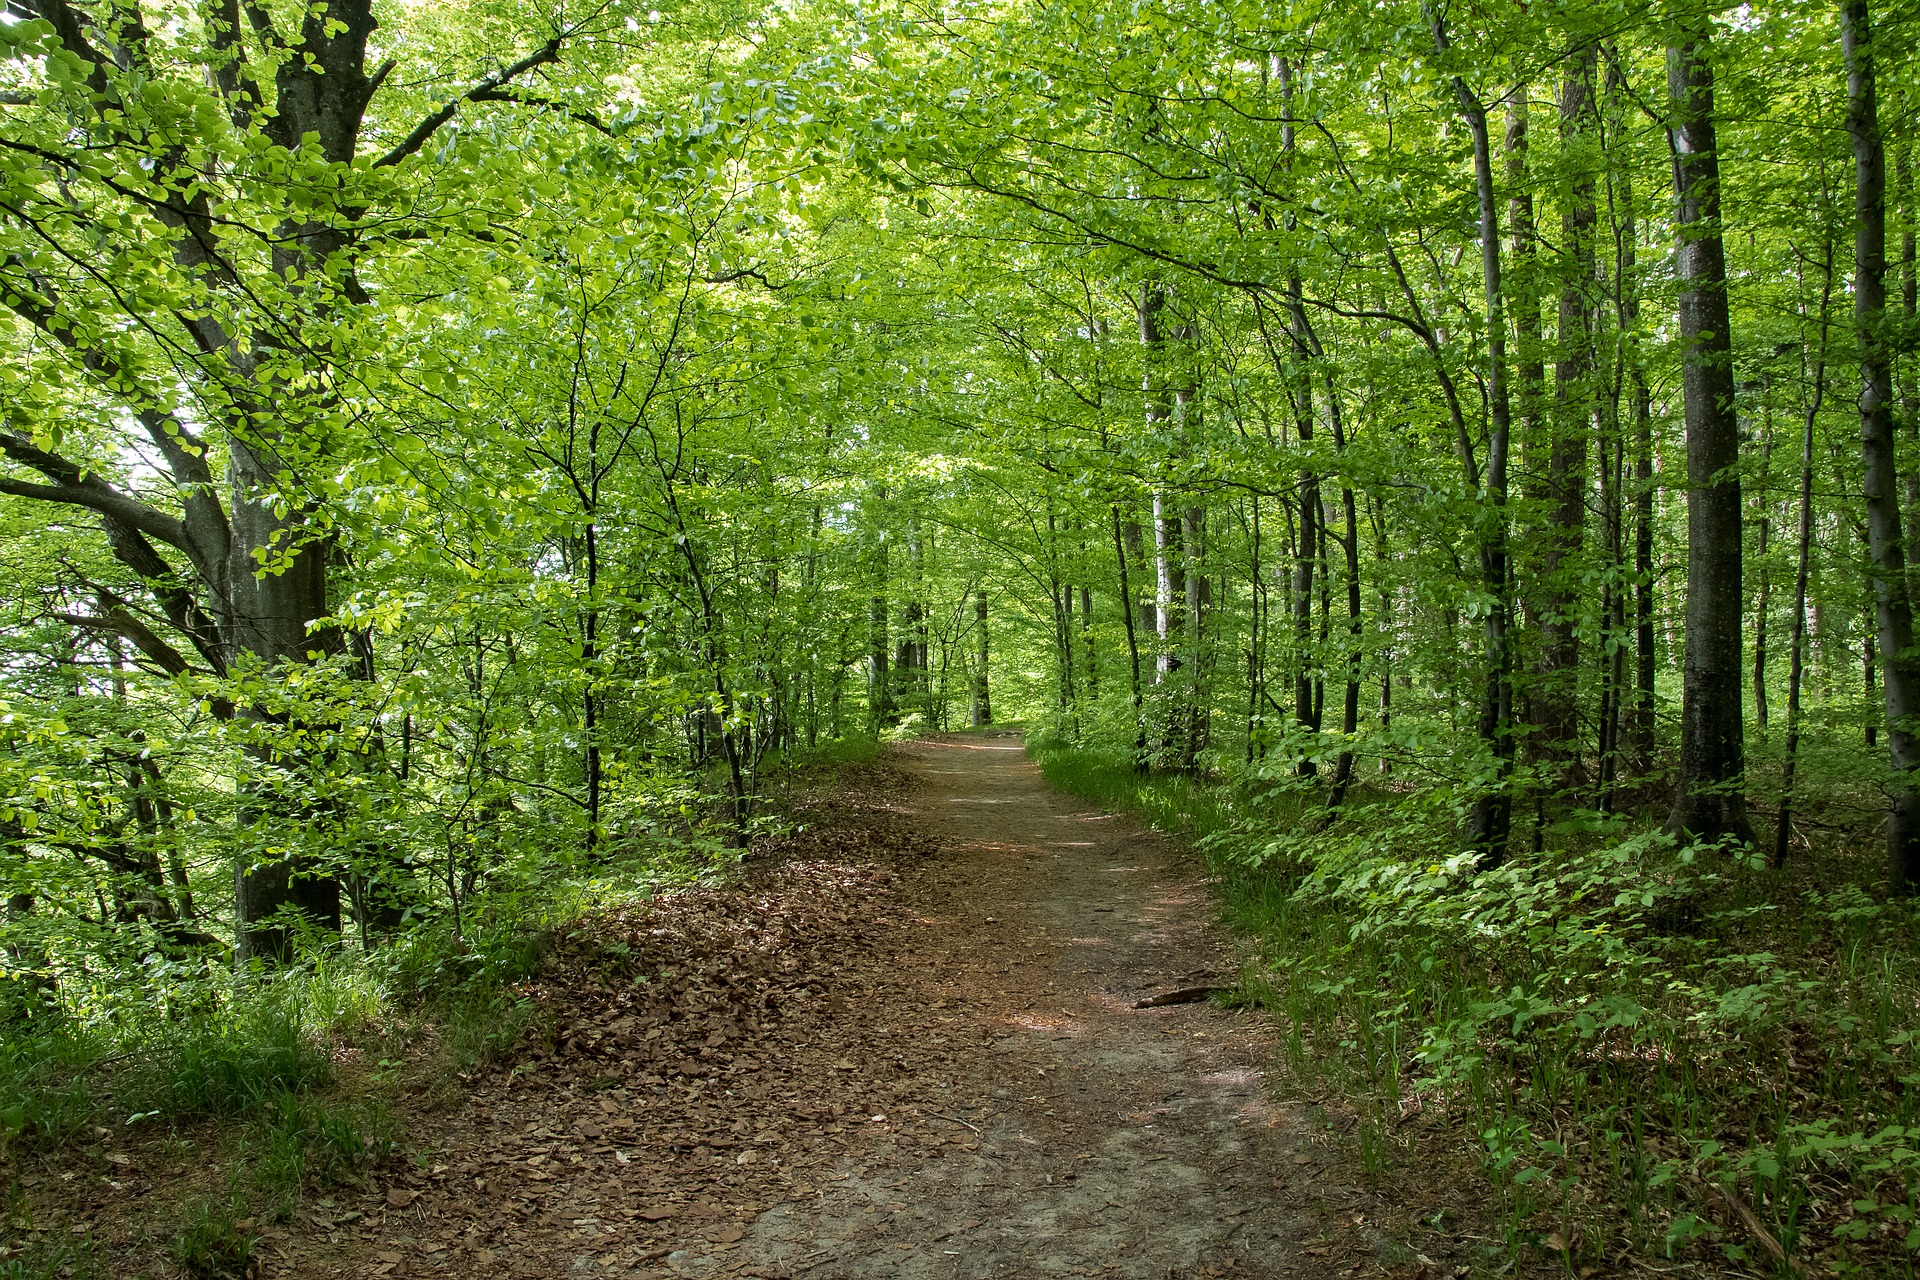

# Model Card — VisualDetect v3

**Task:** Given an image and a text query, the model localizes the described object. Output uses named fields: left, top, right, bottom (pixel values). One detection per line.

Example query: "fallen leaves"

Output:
left=252, top=760, right=969, bottom=1277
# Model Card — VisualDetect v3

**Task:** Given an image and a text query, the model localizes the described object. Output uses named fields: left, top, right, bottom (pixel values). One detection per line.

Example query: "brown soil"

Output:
left=31, top=732, right=1481, bottom=1278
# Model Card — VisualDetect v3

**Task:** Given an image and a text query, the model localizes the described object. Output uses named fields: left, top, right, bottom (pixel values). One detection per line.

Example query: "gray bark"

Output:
left=1663, top=26, right=1754, bottom=846
left=1844, top=0, right=1920, bottom=887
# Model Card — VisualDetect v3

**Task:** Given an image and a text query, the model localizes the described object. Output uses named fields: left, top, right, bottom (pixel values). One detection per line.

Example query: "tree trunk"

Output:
left=1844, top=0, right=1920, bottom=888
left=582, top=518, right=601, bottom=858
left=868, top=504, right=892, bottom=730
left=1753, top=429, right=1772, bottom=733
left=1180, top=502, right=1207, bottom=770
left=1430, top=8, right=1517, bottom=863
left=1776, top=247, right=1834, bottom=868
left=1538, top=47, right=1598, bottom=777
left=1900, top=148, right=1920, bottom=590
left=1663, top=24, right=1754, bottom=847
left=1112, top=507, right=1146, bottom=759
left=971, top=591, right=992, bottom=726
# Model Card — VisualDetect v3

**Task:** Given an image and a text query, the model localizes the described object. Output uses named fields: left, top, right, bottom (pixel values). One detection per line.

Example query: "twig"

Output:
left=1694, top=1178, right=1801, bottom=1277
left=925, top=1112, right=981, bottom=1134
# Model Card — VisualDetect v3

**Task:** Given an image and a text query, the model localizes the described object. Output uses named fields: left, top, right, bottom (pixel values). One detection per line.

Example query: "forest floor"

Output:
left=39, top=732, right=1499, bottom=1278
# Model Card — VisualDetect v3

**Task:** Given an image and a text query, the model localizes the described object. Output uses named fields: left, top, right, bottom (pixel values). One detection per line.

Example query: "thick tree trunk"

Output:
left=1663, top=26, right=1754, bottom=846
left=1844, top=0, right=1920, bottom=888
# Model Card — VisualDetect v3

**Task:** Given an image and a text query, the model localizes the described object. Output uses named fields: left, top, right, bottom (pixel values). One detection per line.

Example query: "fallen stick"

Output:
left=1132, top=986, right=1226, bottom=1009
left=1694, top=1178, right=1801, bottom=1277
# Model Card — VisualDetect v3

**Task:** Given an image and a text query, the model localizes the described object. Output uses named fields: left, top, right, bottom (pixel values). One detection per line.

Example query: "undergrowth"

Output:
left=1028, top=729, right=1920, bottom=1278
left=0, top=773, right=789, bottom=1272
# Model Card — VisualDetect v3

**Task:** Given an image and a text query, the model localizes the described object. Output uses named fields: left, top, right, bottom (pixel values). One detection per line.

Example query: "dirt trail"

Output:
left=728, top=733, right=1375, bottom=1280
left=257, top=732, right=1450, bottom=1280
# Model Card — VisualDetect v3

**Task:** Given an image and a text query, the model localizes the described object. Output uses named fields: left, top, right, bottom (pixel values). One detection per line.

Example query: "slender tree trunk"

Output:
left=1247, top=497, right=1264, bottom=760
left=1181, top=502, right=1208, bottom=769
left=1663, top=24, right=1754, bottom=846
left=1900, top=148, right=1920, bottom=590
left=1279, top=58, right=1322, bottom=775
left=1431, top=10, right=1517, bottom=863
left=1049, top=509, right=1077, bottom=722
left=1776, top=248, right=1834, bottom=868
left=1539, top=47, right=1598, bottom=777
left=1507, top=89, right=1545, bottom=505
left=1844, top=0, right=1920, bottom=887
left=971, top=591, right=992, bottom=726
left=1620, top=115, right=1666, bottom=775
left=1139, top=282, right=1184, bottom=757
left=1372, top=495, right=1394, bottom=775
left=582, top=518, right=601, bottom=857
left=1080, top=582, right=1096, bottom=701
left=897, top=520, right=928, bottom=713
left=1327, top=461, right=1363, bottom=806
left=868, top=496, right=892, bottom=731
left=1867, top=628, right=1880, bottom=746
left=1153, top=493, right=1181, bottom=684
left=1111, top=507, right=1146, bottom=759
left=1754, top=414, right=1773, bottom=732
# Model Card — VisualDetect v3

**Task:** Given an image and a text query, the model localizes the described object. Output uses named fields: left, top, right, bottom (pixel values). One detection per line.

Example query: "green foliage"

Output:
left=4, top=0, right=1920, bottom=1268
left=125, top=1006, right=334, bottom=1121
left=251, top=1092, right=397, bottom=1211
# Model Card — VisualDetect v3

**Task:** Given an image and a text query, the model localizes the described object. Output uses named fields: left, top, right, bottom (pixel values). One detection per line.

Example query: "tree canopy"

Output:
left=7, top=0, right=1920, bottom=1268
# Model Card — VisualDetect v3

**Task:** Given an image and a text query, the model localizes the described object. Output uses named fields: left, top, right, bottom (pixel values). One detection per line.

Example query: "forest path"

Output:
left=714, top=732, right=1393, bottom=1280
left=270, top=733, right=1439, bottom=1280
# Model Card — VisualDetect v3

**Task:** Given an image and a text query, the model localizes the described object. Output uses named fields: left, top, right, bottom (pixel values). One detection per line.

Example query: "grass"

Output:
left=168, top=1184, right=254, bottom=1279
left=1028, top=729, right=1920, bottom=1278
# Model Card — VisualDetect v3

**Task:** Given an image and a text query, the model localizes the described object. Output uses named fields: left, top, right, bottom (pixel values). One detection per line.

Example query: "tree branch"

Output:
left=0, top=433, right=193, bottom=552
left=374, top=37, right=566, bottom=169
left=89, top=522, right=230, bottom=679
left=51, top=608, right=193, bottom=677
